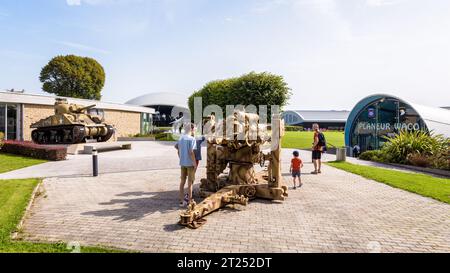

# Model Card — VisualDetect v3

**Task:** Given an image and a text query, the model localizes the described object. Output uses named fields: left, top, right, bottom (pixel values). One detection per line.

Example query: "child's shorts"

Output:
left=292, top=170, right=301, bottom=178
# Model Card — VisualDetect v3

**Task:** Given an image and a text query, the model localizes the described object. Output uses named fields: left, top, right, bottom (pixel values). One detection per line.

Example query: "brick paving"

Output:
left=19, top=147, right=450, bottom=253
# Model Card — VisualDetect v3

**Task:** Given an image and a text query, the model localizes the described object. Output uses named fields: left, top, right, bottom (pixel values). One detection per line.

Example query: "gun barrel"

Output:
left=79, top=104, right=96, bottom=111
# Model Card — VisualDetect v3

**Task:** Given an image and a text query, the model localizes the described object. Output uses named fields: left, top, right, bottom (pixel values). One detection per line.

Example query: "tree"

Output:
left=188, top=71, right=291, bottom=118
left=40, top=55, right=105, bottom=100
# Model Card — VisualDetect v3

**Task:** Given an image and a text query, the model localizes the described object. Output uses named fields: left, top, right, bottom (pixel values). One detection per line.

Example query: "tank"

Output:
left=30, top=98, right=115, bottom=144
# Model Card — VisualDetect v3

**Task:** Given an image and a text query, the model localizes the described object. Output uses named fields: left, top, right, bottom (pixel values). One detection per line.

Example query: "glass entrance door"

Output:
left=7, top=105, right=17, bottom=140
left=0, top=103, right=20, bottom=140
left=0, top=104, right=5, bottom=138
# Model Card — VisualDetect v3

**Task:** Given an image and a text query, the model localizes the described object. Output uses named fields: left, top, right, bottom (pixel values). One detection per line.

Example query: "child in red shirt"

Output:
left=290, top=150, right=304, bottom=189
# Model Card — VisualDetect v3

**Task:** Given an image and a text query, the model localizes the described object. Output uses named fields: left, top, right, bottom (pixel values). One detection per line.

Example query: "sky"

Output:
left=1, top=0, right=450, bottom=110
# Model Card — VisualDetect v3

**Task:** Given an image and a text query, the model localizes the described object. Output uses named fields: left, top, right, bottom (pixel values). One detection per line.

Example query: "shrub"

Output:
left=406, top=153, right=431, bottom=168
left=382, top=130, right=448, bottom=164
left=358, top=131, right=450, bottom=170
left=285, top=126, right=304, bottom=132
left=1, top=141, right=67, bottom=161
left=188, top=72, right=291, bottom=120
left=359, top=150, right=388, bottom=163
left=155, top=132, right=175, bottom=141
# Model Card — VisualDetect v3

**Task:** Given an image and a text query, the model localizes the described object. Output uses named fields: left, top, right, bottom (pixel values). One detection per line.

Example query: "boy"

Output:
left=290, top=150, right=303, bottom=189
left=175, top=124, right=197, bottom=207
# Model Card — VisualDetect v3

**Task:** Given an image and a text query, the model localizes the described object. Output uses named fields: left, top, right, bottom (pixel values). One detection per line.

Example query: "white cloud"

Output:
left=366, top=0, right=406, bottom=7
left=57, top=41, right=111, bottom=54
left=66, top=0, right=81, bottom=5
left=66, top=0, right=144, bottom=6
left=251, top=0, right=288, bottom=14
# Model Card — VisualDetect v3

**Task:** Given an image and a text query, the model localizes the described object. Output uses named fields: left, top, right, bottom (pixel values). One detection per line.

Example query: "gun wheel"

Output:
left=240, top=185, right=257, bottom=199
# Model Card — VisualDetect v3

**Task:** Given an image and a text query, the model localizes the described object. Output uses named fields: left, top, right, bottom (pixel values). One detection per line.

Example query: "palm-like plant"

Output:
left=382, top=130, right=449, bottom=165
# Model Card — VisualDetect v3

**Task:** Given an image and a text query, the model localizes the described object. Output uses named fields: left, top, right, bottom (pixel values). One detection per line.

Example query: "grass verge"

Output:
left=0, top=154, right=47, bottom=174
left=327, top=161, right=450, bottom=204
left=282, top=131, right=345, bottom=149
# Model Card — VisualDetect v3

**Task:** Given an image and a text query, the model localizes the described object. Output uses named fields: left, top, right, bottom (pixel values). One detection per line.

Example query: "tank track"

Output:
left=31, top=125, right=86, bottom=145
left=31, top=125, right=114, bottom=145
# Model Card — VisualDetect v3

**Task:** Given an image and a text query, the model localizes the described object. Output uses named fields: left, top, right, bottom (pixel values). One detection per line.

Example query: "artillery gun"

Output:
left=179, top=111, right=288, bottom=228
left=31, top=98, right=114, bottom=145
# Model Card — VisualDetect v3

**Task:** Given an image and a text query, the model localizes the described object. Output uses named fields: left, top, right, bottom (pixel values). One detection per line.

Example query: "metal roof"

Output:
left=0, top=90, right=155, bottom=114
left=126, top=92, right=189, bottom=109
left=282, top=110, right=350, bottom=123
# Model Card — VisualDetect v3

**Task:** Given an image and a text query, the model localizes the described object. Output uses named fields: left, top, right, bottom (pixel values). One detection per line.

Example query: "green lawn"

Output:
left=0, top=179, right=123, bottom=253
left=0, top=154, right=47, bottom=174
left=328, top=161, right=450, bottom=204
left=282, top=131, right=345, bottom=149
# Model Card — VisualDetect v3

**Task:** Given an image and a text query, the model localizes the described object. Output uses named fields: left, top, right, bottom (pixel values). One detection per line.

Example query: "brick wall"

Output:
left=103, top=109, right=141, bottom=138
left=22, top=104, right=54, bottom=141
left=22, top=104, right=142, bottom=141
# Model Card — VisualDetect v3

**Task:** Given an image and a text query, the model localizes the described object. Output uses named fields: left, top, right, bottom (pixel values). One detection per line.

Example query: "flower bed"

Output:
left=0, top=140, right=67, bottom=161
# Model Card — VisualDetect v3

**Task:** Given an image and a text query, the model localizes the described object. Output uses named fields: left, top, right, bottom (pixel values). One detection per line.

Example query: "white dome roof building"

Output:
left=126, top=92, right=190, bottom=127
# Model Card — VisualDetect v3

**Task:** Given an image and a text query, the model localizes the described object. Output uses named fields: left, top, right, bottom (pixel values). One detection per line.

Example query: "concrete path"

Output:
left=16, top=143, right=450, bottom=253
left=0, top=141, right=199, bottom=179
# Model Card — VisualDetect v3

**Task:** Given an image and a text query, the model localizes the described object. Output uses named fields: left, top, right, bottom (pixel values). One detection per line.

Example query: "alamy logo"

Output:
left=169, top=97, right=283, bottom=149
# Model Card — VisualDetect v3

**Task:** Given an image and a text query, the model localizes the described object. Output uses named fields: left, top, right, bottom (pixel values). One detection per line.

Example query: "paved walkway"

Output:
left=0, top=141, right=197, bottom=179
left=14, top=143, right=450, bottom=253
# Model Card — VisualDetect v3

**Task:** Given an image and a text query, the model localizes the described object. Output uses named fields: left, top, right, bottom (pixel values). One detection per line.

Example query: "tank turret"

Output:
left=31, top=98, right=115, bottom=144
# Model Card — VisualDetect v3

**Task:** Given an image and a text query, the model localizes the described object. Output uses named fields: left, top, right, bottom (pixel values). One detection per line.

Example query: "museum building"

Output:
left=282, top=110, right=350, bottom=130
left=345, top=94, right=450, bottom=152
left=0, top=90, right=155, bottom=141
left=126, top=92, right=189, bottom=127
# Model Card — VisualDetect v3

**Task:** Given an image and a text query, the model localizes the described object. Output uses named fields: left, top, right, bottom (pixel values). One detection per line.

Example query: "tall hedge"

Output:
left=188, top=72, right=291, bottom=118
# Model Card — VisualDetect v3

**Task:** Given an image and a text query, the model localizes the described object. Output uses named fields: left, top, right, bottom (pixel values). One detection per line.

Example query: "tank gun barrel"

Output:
left=75, top=104, right=96, bottom=112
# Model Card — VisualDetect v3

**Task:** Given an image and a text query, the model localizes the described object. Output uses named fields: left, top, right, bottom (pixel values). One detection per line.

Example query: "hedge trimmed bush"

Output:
left=359, top=150, right=388, bottom=163
left=0, top=141, right=67, bottom=161
left=285, top=126, right=304, bottom=132
left=155, top=132, right=176, bottom=141
left=188, top=72, right=291, bottom=119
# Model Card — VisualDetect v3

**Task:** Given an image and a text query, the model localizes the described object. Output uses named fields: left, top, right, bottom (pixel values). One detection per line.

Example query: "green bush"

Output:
left=284, top=125, right=304, bottom=132
left=383, top=131, right=449, bottom=164
left=188, top=72, right=291, bottom=119
left=359, top=130, right=450, bottom=170
left=155, top=132, right=176, bottom=141
left=359, top=150, right=389, bottom=163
